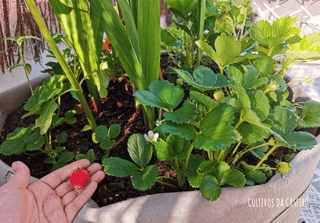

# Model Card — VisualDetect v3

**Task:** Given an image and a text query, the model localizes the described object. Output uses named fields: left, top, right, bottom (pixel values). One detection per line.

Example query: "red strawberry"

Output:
left=69, top=168, right=90, bottom=189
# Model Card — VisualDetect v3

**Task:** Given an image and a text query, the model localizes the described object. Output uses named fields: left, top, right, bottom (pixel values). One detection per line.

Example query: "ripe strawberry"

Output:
left=69, top=168, right=90, bottom=189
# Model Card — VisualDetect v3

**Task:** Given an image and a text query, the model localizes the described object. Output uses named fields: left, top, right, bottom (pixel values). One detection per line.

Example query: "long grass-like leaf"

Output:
left=88, top=0, right=146, bottom=91
left=138, top=0, right=160, bottom=85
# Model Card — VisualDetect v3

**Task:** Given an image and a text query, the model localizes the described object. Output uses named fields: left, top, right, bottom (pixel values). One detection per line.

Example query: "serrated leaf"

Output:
left=50, top=163, right=66, bottom=172
left=75, top=154, right=87, bottom=161
left=159, top=121, right=197, bottom=139
left=193, top=66, right=218, bottom=88
left=35, top=101, right=59, bottom=135
left=186, top=170, right=206, bottom=188
left=163, top=103, right=197, bottom=124
left=187, top=155, right=206, bottom=171
left=249, top=91, right=270, bottom=121
left=58, top=151, right=74, bottom=163
left=23, top=75, right=66, bottom=117
left=251, top=17, right=300, bottom=48
left=241, top=108, right=262, bottom=127
left=87, top=149, right=95, bottom=162
left=285, top=33, right=320, bottom=65
left=108, top=124, right=121, bottom=139
left=219, top=97, right=241, bottom=110
left=237, top=122, right=271, bottom=144
left=284, top=131, right=317, bottom=150
left=165, top=0, right=197, bottom=18
left=190, top=91, right=218, bottom=111
left=200, top=175, right=221, bottom=201
left=197, top=160, right=215, bottom=174
left=82, top=125, right=92, bottom=132
left=221, top=169, right=246, bottom=187
left=195, top=105, right=236, bottom=151
left=100, top=140, right=115, bottom=150
left=131, top=165, right=158, bottom=190
left=252, top=52, right=274, bottom=76
left=175, top=68, right=218, bottom=92
left=271, top=106, right=298, bottom=138
left=57, top=132, right=67, bottom=144
left=269, top=74, right=287, bottom=91
left=242, top=66, right=260, bottom=89
left=133, top=80, right=184, bottom=111
left=102, top=157, right=139, bottom=177
left=233, top=82, right=250, bottom=108
left=166, top=134, right=191, bottom=160
left=128, top=134, right=152, bottom=168
left=246, top=170, right=266, bottom=184
left=225, top=66, right=243, bottom=85
left=249, top=141, right=268, bottom=159
left=95, top=125, right=109, bottom=142
left=45, top=157, right=58, bottom=164
left=299, top=101, right=320, bottom=128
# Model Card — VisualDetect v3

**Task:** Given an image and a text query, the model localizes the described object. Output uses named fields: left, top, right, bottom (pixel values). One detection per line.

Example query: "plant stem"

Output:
left=197, top=0, right=206, bottom=67
left=156, top=179, right=177, bottom=188
left=24, top=0, right=97, bottom=131
left=183, top=20, right=193, bottom=68
left=19, top=44, right=33, bottom=95
left=252, top=145, right=279, bottom=172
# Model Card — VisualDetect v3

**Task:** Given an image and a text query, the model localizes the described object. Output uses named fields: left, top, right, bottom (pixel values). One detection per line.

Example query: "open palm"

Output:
left=0, top=159, right=105, bottom=223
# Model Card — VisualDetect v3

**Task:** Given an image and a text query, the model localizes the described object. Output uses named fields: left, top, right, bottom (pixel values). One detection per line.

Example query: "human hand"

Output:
left=0, top=159, right=105, bottom=223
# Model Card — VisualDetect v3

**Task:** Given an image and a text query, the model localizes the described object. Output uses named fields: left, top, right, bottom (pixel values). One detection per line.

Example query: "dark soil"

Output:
left=0, top=55, right=288, bottom=207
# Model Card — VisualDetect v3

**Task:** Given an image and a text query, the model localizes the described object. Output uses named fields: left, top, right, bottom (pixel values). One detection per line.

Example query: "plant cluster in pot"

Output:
left=1, top=0, right=320, bottom=223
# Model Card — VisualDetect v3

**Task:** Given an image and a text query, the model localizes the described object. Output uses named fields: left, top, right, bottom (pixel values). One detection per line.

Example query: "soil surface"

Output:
left=0, top=55, right=288, bottom=207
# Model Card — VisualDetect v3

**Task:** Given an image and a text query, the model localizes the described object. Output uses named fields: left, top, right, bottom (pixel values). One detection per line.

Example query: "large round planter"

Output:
left=0, top=74, right=319, bottom=223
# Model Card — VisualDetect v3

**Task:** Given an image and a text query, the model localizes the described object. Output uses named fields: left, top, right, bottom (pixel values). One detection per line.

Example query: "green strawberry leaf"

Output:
left=95, top=125, right=109, bottom=142
left=127, top=134, right=152, bottom=168
left=35, top=101, right=59, bottom=135
left=108, top=124, right=121, bottom=139
left=271, top=106, right=298, bottom=138
left=237, top=123, right=271, bottom=144
left=159, top=121, right=197, bottom=139
left=163, top=103, right=197, bottom=124
left=57, top=132, right=67, bottom=144
left=58, top=151, right=74, bottom=163
left=133, top=80, right=184, bottom=111
left=285, top=33, right=320, bottom=65
left=241, top=108, right=262, bottom=127
left=131, top=165, right=159, bottom=191
left=200, top=175, right=221, bottom=201
left=233, top=82, right=250, bottom=109
left=195, top=105, right=236, bottom=151
left=190, top=91, right=218, bottom=111
left=284, top=131, right=317, bottom=150
left=186, top=170, right=206, bottom=188
left=221, top=169, right=246, bottom=187
left=299, top=101, right=320, bottom=128
left=102, top=157, right=139, bottom=177
left=249, top=90, right=270, bottom=121
left=187, top=155, right=206, bottom=171
left=246, top=170, right=266, bottom=184
left=100, top=140, right=115, bottom=150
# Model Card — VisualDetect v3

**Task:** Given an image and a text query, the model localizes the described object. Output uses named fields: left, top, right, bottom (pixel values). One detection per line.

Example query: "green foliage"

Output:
left=75, top=149, right=96, bottom=163
left=102, top=134, right=158, bottom=190
left=93, top=124, right=121, bottom=150
left=0, top=126, right=45, bottom=155
left=299, top=101, right=320, bottom=128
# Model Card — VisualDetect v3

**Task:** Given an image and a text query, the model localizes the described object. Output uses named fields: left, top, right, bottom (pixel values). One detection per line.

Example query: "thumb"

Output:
left=7, top=161, right=30, bottom=188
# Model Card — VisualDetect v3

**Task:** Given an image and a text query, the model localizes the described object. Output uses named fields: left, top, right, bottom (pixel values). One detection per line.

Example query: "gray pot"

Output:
left=0, top=73, right=319, bottom=223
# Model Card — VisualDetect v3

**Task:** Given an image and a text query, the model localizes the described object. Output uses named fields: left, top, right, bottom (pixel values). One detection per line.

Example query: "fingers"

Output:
left=7, top=161, right=30, bottom=188
left=65, top=181, right=98, bottom=223
left=40, top=159, right=91, bottom=189
left=55, top=163, right=104, bottom=197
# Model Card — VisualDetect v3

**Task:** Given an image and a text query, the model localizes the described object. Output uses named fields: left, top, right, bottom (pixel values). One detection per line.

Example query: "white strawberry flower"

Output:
left=144, top=130, right=159, bottom=142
